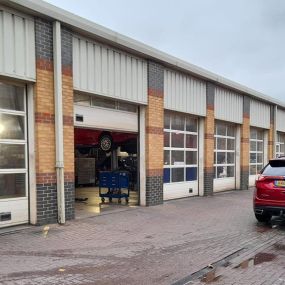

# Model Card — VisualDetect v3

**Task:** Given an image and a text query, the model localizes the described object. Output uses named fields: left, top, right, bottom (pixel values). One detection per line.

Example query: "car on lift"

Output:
left=254, top=156, right=285, bottom=223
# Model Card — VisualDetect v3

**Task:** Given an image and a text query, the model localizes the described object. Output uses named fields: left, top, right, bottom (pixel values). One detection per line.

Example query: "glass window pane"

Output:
left=257, top=141, right=263, bottom=152
left=0, top=144, right=25, bottom=169
left=186, top=134, right=197, bottom=148
left=164, top=132, right=170, bottom=147
left=216, top=123, right=227, bottom=136
left=117, top=102, right=137, bottom=112
left=227, top=152, right=235, bottom=164
left=257, top=164, right=263, bottom=173
left=217, top=152, right=226, bottom=164
left=171, top=133, right=184, bottom=148
left=164, top=113, right=171, bottom=129
left=250, top=153, right=257, bottom=164
left=171, top=151, right=184, bottom=165
left=164, top=150, right=170, bottom=166
left=171, top=168, right=184, bottom=182
left=217, top=166, right=227, bottom=178
left=0, top=173, right=26, bottom=199
left=281, top=144, right=285, bottom=154
left=186, top=117, right=197, bottom=132
left=257, top=153, right=263, bottom=163
left=257, top=130, right=263, bottom=140
left=217, top=138, right=226, bottom=150
left=250, top=141, right=256, bottom=151
left=0, top=83, right=24, bottom=111
left=172, top=114, right=184, bottom=131
left=227, top=139, right=235, bottom=150
left=91, top=96, right=116, bottom=109
left=0, top=114, right=25, bottom=140
left=163, top=168, right=170, bottom=183
left=250, top=165, right=257, bottom=175
left=186, top=167, right=197, bottom=181
left=186, top=151, right=197, bottom=165
left=227, top=126, right=235, bottom=137
left=250, top=129, right=257, bottom=139
left=227, top=166, right=235, bottom=177
left=74, top=93, right=90, bottom=106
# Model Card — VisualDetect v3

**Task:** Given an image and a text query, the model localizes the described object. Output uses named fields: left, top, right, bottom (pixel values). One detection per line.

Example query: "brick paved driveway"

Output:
left=1, top=189, right=285, bottom=285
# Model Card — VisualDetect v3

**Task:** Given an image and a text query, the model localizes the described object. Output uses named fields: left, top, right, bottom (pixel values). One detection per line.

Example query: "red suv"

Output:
left=254, top=157, right=285, bottom=223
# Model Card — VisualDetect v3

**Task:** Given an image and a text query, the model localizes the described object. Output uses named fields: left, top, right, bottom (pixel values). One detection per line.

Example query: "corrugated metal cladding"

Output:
left=0, top=8, right=35, bottom=80
left=277, top=108, right=285, bottom=132
left=250, top=99, right=270, bottom=129
left=73, top=36, right=148, bottom=104
left=164, top=69, right=206, bottom=116
left=214, top=87, right=243, bottom=124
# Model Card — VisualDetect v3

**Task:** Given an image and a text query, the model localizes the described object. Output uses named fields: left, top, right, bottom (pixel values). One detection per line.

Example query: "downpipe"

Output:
left=53, top=21, right=65, bottom=224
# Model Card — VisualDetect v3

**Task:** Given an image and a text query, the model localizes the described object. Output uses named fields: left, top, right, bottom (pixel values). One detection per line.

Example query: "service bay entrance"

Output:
left=0, top=82, right=29, bottom=228
left=73, top=93, right=140, bottom=218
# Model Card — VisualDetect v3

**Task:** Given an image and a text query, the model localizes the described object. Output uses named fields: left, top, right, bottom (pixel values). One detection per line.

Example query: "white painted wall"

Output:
left=215, top=87, right=243, bottom=124
left=198, top=118, right=205, bottom=196
left=74, top=105, right=138, bottom=132
left=250, top=99, right=270, bottom=129
left=73, top=35, right=147, bottom=104
left=139, top=106, right=146, bottom=206
left=214, top=177, right=235, bottom=192
left=164, top=69, right=206, bottom=116
left=164, top=181, right=198, bottom=200
left=27, top=84, right=36, bottom=225
left=276, top=108, right=285, bottom=132
left=0, top=6, right=35, bottom=81
left=0, top=198, right=29, bottom=228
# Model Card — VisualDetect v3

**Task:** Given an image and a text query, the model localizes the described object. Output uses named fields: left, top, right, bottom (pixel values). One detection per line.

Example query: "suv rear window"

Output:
left=261, top=160, right=285, bottom=176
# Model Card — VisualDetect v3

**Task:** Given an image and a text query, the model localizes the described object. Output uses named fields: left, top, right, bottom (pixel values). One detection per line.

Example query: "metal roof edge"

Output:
left=4, top=0, right=285, bottom=108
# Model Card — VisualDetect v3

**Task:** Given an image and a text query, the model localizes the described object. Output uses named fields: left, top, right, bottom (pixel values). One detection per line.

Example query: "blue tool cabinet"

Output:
left=99, top=171, right=130, bottom=203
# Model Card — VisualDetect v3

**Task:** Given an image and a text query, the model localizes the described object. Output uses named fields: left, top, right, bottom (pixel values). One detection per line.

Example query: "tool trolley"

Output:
left=99, top=171, right=130, bottom=203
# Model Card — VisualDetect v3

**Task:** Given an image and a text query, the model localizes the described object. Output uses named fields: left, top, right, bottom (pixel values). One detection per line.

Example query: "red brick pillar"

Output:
left=240, top=96, right=250, bottom=190
left=34, top=18, right=57, bottom=224
left=145, top=62, right=164, bottom=205
left=204, top=82, right=215, bottom=195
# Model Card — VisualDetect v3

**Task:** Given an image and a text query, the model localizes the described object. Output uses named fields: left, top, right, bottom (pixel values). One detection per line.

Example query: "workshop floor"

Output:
left=75, top=187, right=139, bottom=219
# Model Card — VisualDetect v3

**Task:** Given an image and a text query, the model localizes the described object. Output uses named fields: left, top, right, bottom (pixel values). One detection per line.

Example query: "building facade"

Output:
left=0, top=0, right=285, bottom=228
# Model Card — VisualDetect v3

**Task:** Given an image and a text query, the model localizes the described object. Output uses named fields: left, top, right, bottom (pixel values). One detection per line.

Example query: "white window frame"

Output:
left=249, top=128, right=264, bottom=175
left=0, top=84, right=28, bottom=200
left=164, top=113, right=198, bottom=184
left=276, top=132, right=285, bottom=158
left=214, top=121, right=236, bottom=179
left=74, top=92, right=137, bottom=114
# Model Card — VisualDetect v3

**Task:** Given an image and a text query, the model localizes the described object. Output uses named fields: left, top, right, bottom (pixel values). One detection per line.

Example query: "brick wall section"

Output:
left=61, top=26, right=75, bottom=219
left=35, top=18, right=53, bottom=70
left=204, top=82, right=215, bottom=196
left=145, top=61, right=164, bottom=205
left=35, top=18, right=57, bottom=225
left=34, top=20, right=75, bottom=224
left=240, top=96, right=250, bottom=190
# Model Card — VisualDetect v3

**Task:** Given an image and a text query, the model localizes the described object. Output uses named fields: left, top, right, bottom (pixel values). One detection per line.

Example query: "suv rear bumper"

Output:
left=254, top=206, right=285, bottom=216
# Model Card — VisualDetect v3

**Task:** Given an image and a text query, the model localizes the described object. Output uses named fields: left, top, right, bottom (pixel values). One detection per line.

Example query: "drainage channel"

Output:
left=172, top=248, right=246, bottom=285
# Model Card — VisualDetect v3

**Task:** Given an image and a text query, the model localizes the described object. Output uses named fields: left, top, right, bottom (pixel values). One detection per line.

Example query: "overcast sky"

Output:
left=45, top=0, right=285, bottom=102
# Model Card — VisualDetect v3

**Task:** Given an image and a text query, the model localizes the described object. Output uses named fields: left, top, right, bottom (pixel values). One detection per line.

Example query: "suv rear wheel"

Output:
left=255, top=212, right=272, bottom=223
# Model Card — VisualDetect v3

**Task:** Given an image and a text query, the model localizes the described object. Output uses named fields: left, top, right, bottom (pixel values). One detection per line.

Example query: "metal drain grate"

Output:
left=172, top=248, right=246, bottom=285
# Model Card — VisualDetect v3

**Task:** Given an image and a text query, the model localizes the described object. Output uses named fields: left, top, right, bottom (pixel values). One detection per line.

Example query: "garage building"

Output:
left=0, top=0, right=285, bottom=228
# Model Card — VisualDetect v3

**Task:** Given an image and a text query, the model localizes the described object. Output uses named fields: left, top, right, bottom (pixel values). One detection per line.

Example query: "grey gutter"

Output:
left=3, top=0, right=285, bottom=108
